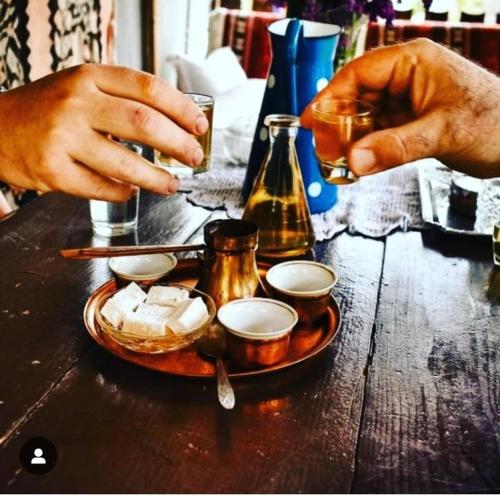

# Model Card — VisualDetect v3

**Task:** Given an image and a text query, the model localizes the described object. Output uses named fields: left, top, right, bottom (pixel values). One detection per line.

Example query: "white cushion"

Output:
left=213, top=78, right=266, bottom=130
left=171, top=47, right=248, bottom=97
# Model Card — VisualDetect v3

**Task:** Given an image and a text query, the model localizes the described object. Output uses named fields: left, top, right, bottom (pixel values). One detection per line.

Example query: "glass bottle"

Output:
left=242, top=114, right=315, bottom=259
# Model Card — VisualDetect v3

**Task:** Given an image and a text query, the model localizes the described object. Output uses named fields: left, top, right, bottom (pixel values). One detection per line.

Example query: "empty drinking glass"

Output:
left=89, top=142, right=142, bottom=237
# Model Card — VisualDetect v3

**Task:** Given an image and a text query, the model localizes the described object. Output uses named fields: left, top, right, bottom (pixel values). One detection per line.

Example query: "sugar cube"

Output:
left=145, top=286, right=190, bottom=306
left=167, top=297, right=209, bottom=334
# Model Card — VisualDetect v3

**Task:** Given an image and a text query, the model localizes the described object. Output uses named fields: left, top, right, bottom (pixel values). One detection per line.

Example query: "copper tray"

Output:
left=83, top=259, right=341, bottom=378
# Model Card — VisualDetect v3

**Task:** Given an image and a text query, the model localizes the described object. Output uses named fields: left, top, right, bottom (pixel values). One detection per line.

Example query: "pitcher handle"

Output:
left=284, top=18, right=302, bottom=116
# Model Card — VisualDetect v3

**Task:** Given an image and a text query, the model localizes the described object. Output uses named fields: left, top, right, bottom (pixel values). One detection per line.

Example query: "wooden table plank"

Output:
left=0, top=192, right=212, bottom=446
left=353, top=231, right=500, bottom=493
left=0, top=234, right=384, bottom=493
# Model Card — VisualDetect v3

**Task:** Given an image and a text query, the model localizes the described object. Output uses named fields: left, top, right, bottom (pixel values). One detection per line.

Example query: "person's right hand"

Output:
left=0, top=64, right=209, bottom=201
left=301, top=39, right=500, bottom=179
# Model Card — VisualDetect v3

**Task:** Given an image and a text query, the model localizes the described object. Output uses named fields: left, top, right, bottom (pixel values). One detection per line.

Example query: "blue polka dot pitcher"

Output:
left=242, top=18, right=341, bottom=214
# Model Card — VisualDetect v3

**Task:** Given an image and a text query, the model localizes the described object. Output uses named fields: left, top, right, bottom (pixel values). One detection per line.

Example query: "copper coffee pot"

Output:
left=196, top=219, right=264, bottom=308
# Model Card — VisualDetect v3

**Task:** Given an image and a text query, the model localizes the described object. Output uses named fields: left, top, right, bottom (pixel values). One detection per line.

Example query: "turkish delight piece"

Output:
left=145, top=286, right=190, bottom=306
left=122, top=312, right=168, bottom=337
left=101, top=282, right=147, bottom=327
left=100, top=299, right=123, bottom=328
left=167, top=297, right=209, bottom=335
left=135, top=303, right=175, bottom=320
left=112, top=282, right=147, bottom=311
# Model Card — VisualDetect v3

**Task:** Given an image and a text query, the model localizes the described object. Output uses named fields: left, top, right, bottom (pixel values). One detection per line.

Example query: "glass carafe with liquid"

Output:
left=242, top=114, right=315, bottom=258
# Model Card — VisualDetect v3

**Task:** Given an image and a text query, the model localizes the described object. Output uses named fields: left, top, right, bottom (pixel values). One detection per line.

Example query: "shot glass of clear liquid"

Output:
left=311, top=99, right=373, bottom=185
left=154, top=93, right=214, bottom=176
left=89, top=142, right=141, bottom=237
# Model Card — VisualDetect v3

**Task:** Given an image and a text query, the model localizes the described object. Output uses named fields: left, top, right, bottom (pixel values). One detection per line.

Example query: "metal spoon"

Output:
left=197, top=323, right=235, bottom=410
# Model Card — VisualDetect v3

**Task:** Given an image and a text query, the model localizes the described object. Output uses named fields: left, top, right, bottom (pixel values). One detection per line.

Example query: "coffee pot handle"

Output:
left=284, top=18, right=303, bottom=116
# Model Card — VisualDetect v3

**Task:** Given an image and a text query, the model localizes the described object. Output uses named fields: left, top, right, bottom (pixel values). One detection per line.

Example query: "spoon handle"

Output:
left=59, top=244, right=206, bottom=260
left=216, top=357, right=235, bottom=410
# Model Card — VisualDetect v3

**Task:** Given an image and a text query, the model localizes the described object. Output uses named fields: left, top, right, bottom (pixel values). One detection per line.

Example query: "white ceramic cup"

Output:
left=218, top=298, right=298, bottom=368
left=266, top=261, right=337, bottom=322
left=108, top=253, right=177, bottom=287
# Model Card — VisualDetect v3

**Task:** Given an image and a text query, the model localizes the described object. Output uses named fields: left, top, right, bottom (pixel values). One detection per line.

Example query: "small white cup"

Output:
left=266, top=261, right=337, bottom=322
left=218, top=298, right=298, bottom=368
left=218, top=297, right=298, bottom=339
left=108, top=253, right=177, bottom=287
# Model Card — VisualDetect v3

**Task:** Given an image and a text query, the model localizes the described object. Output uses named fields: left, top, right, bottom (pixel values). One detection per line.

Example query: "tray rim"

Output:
left=83, top=258, right=342, bottom=379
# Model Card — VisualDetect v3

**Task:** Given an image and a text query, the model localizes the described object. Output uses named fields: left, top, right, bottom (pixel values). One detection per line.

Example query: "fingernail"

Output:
left=299, top=113, right=311, bottom=129
left=192, top=146, right=204, bottom=166
left=169, top=175, right=180, bottom=193
left=195, top=114, right=209, bottom=134
left=351, top=148, right=376, bottom=174
left=123, top=185, right=138, bottom=200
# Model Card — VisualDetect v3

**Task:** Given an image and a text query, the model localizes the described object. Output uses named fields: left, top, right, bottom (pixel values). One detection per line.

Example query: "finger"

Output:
left=49, top=160, right=137, bottom=202
left=358, top=90, right=383, bottom=104
left=72, top=133, right=181, bottom=195
left=89, top=65, right=209, bottom=135
left=301, top=42, right=420, bottom=128
left=91, top=94, right=203, bottom=167
left=348, top=113, right=444, bottom=176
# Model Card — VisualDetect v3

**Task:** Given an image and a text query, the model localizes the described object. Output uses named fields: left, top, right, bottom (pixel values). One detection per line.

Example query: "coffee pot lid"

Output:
left=204, top=219, right=259, bottom=252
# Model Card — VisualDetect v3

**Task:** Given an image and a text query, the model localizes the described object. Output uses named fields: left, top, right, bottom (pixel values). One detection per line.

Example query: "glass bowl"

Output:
left=96, top=283, right=216, bottom=354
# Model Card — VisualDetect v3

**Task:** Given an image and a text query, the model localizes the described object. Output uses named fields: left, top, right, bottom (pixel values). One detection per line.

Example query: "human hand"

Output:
left=301, top=39, right=500, bottom=179
left=0, top=64, right=209, bottom=201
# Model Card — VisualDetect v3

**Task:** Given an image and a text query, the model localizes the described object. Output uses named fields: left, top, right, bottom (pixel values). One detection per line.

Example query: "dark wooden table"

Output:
left=0, top=190, right=499, bottom=493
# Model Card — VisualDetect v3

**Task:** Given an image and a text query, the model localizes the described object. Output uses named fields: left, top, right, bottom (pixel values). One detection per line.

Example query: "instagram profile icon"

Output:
left=19, top=437, right=58, bottom=475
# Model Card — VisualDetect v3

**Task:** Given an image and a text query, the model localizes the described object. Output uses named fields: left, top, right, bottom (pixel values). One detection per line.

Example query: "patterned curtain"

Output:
left=0, top=0, right=115, bottom=216
left=0, top=0, right=115, bottom=89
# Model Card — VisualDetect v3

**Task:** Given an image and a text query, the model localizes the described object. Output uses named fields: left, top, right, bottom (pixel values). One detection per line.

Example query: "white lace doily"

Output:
left=179, top=147, right=427, bottom=241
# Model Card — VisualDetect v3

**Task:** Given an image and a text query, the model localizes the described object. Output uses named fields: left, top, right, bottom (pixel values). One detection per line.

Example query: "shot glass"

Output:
left=155, top=93, right=214, bottom=176
left=475, top=178, right=500, bottom=265
left=311, top=99, right=373, bottom=185
left=89, top=142, right=141, bottom=237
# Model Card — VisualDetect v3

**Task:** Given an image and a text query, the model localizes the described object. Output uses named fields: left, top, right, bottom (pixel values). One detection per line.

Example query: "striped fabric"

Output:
left=0, top=0, right=115, bottom=89
left=365, top=20, right=500, bottom=75
left=216, top=11, right=499, bottom=78
left=219, top=9, right=284, bottom=78
left=0, top=0, right=115, bottom=216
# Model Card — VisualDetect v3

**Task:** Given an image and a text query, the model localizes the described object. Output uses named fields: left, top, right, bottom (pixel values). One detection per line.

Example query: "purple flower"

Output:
left=271, top=0, right=288, bottom=8
left=362, top=0, right=395, bottom=23
left=298, top=0, right=396, bottom=25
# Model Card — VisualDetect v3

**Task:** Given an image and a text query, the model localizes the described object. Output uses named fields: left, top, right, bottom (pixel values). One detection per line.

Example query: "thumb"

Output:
left=348, top=115, right=442, bottom=176
left=300, top=106, right=314, bottom=129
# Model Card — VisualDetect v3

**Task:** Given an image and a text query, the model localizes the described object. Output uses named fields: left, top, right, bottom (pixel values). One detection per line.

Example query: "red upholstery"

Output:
left=219, top=13, right=500, bottom=78
left=221, top=9, right=285, bottom=78
left=366, top=20, right=500, bottom=74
